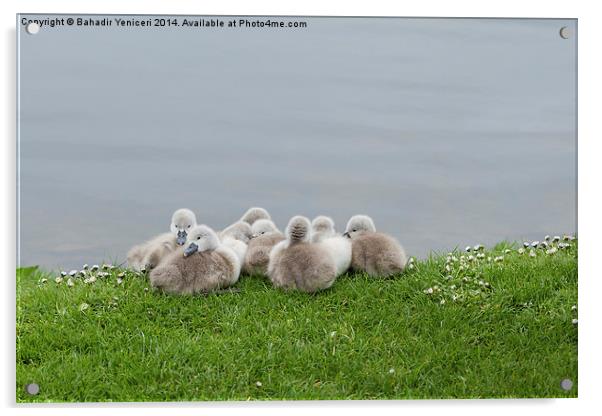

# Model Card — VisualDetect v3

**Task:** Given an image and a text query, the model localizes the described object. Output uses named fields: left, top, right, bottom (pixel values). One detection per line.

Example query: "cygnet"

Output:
left=149, top=224, right=240, bottom=295
left=268, top=216, right=337, bottom=293
left=343, top=215, right=407, bottom=278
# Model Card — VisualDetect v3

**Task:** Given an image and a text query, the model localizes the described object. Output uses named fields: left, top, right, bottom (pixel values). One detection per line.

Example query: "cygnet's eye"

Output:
left=187, top=225, right=191, bottom=228
left=197, top=236, right=201, bottom=240
left=352, top=229, right=357, bottom=232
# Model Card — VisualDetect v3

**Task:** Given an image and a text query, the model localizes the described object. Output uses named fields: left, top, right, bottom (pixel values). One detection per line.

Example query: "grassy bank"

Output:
left=16, top=239, right=578, bottom=402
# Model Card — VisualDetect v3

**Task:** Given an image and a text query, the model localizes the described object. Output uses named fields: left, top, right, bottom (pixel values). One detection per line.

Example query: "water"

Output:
left=17, top=16, right=577, bottom=271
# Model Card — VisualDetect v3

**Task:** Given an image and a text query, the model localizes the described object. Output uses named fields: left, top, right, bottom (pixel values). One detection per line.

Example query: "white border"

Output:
left=3, top=1, right=600, bottom=415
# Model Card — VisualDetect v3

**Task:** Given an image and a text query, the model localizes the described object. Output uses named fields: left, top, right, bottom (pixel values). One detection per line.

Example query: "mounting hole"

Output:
left=560, top=378, right=573, bottom=391
left=25, top=383, right=39, bottom=395
left=26, top=22, right=40, bottom=35
left=559, top=26, right=570, bottom=39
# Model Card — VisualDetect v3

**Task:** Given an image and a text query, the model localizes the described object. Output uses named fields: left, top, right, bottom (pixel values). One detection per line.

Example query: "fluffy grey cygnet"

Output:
left=149, top=224, right=240, bottom=295
left=311, top=216, right=352, bottom=276
left=239, top=207, right=271, bottom=226
left=127, top=208, right=197, bottom=271
left=243, top=219, right=285, bottom=276
left=219, top=221, right=253, bottom=244
left=268, top=216, right=337, bottom=293
left=343, top=215, right=407, bottom=278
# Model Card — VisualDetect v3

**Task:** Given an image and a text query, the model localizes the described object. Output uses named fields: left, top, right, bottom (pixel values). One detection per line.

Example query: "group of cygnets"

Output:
left=127, top=207, right=408, bottom=295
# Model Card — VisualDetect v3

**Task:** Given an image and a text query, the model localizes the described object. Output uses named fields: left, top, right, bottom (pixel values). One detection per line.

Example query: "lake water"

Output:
left=17, top=16, right=577, bottom=271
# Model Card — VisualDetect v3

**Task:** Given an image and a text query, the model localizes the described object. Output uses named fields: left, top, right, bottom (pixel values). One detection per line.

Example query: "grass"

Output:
left=16, top=238, right=578, bottom=402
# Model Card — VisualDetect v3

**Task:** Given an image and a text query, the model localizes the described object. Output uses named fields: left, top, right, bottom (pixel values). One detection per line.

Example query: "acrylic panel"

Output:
left=16, top=14, right=577, bottom=402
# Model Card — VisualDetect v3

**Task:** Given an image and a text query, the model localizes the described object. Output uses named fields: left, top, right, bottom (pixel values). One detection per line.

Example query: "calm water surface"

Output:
left=18, top=16, right=577, bottom=270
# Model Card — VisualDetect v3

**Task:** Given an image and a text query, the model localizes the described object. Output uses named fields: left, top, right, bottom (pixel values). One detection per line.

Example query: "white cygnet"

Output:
left=311, top=216, right=351, bottom=276
left=221, top=235, right=248, bottom=266
left=311, top=215, right=337, bottom=243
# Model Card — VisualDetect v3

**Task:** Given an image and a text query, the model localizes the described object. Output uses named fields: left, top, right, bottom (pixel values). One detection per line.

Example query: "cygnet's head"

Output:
left=311, top=216, right=336, bottom=234
left=221, top=221, right=253, bottom=243
left=240, top=207, right=271, bottom=226
left=170, top=208, right=198, bottom=245
left=343, top=215, right=376, bottom=239
left=183, top=225, right=219, bottom=257
left=251, top=219, right=280, bottom=238
left=285, top=215, right=311, bottom=244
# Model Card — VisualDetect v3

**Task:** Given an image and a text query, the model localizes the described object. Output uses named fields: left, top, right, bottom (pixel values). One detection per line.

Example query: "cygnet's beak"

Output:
left=183, top=242, right=198, bottom=257
left=250, top=233, right=258, bottom=239
left=176, top=230, right=187, bottom=245
left=342, top=232, right=351, bottom=238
